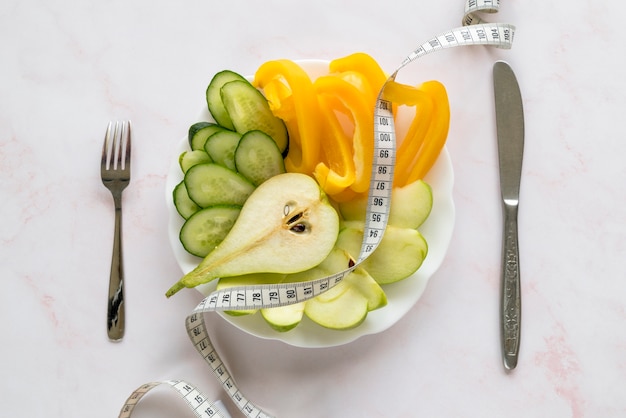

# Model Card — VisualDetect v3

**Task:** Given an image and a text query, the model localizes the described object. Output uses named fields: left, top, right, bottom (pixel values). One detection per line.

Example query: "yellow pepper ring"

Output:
left=405, top=80, right=450, bottom=183
left=313, top=87, right=357, bottom=196
left=329, top=52, right=389, bottom=95
left=383, top=80, right=449, bottom=186
left=254, top=60, right=322, bottom=175
left=314, top=74, right=374, bottom=194
left=383, top=80, right=435, bottom=187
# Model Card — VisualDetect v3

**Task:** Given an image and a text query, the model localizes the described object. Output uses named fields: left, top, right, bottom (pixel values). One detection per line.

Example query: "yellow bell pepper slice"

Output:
left=405, top=80, right=449, bottom=184
left=329, top=186, right=363, bottom=203
left=254, top=53, right=449, bottom=195
left=329, top=52, right=398, bottom=119
left=313, top=74, right=374, bottom=194
left=384, top=80, right=434, bottom=186
left=383, top=80, right=449, bottom=186
left=254, top=60, right=322, bottom=175
left=313, top=88, right=356, bottom=196
left=262, top=76, right=295, bottom=120
left=329, top=52, right=388, bottom=98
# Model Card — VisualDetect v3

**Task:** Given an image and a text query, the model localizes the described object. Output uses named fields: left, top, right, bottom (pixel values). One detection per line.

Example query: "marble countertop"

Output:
left=2, top=1, right=625, bottom=417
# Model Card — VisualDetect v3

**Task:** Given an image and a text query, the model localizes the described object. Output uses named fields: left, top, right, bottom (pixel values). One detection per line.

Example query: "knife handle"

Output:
left=501, top=202, right=521, bottom=370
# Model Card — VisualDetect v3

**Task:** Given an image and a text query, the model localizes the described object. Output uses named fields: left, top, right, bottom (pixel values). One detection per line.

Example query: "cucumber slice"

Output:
left=179, top=205, right=241, bottom=257
left=221, top=80, right=289, bottom=153
left=206, top=70, right=248, bottom=131
left=184, top=163, right=255, bottom=208
left=188, top=121, right=213, bottom=141
left=173, top=181, right=200, bottom=219
left=235, top=130, right=286, bottom=186
left=179, top=149, right=212, bottom=174
left=188, top=122, right=228, bottom=151
left=204, top=130, right=242, bottom=171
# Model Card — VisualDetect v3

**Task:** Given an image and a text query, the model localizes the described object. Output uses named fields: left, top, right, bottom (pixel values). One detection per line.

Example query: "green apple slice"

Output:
left=347, top=267, right=387, bottom=311
left=337, top=222, right=428, bottom=284
left=299, top=249, right=386, bottom=330
left=261, top=303, right=305, bottom=332
left=307, top=248, right=387, bottom=311
left=260, top=248, right=351, bottom=331
left=304, top=281, right=369, bottom=330
left=338, top=179, right=433, bottom=229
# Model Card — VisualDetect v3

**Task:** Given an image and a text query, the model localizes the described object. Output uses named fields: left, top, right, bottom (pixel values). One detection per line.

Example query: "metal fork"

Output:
left=101, top=121, right=131, bottom=341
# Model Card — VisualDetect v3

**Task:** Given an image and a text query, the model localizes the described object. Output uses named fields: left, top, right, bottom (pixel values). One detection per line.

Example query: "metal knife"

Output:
left=493, top=61, right=524, bottom=370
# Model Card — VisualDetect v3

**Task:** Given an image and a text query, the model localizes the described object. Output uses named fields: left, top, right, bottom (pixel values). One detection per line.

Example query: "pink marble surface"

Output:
left=2, top=1, right=625, bottom=417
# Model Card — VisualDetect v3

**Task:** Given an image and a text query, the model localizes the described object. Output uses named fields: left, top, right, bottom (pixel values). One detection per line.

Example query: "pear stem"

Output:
left=165, top=281, right=185, bottom=298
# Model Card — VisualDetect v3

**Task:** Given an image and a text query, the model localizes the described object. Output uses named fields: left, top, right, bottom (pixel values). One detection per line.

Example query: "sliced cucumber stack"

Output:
left=175, top=69, right=290, bottom=257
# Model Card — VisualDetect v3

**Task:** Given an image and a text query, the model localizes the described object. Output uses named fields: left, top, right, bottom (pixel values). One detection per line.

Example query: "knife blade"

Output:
left=493, top=61, right=524, bottom=370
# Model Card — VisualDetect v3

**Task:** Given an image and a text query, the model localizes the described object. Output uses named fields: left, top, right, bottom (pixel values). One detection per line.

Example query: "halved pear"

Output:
left=337, top=221, right=428, bottom=284
left=338, top=179, right=433, bottom=229
left=166, top=173, right=340, bottom=297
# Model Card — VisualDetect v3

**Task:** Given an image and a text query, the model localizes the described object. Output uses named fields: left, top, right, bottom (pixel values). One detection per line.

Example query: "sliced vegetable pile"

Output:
left=168, top=52, right=450, bottom=332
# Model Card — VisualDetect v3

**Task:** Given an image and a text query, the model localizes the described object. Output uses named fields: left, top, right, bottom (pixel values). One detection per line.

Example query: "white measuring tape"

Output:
left=119, top=2, right=514, bottom=417
left=119, top=380, right=231, bottom=418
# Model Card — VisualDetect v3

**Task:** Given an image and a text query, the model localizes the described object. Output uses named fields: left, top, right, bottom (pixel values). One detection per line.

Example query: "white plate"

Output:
left=165, top=60, right=455, bottom=348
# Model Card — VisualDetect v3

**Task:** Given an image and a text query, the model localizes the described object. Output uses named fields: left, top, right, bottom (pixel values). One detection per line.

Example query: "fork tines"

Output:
left=102, top=121, right=131, bottom=172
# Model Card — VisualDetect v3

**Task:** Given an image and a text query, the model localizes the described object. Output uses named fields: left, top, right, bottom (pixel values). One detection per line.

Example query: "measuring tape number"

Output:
left=120, top=2, right=514, bottom=417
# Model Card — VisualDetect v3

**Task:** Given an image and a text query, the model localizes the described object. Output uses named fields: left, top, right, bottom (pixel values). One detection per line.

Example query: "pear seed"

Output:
left=290, top=223, right=307, bottom=233
left=287, top=212, right=304, bottom=224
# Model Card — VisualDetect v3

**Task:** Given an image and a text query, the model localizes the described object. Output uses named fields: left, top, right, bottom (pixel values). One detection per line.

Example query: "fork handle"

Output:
left=107, top=203, right=125, bottom=340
